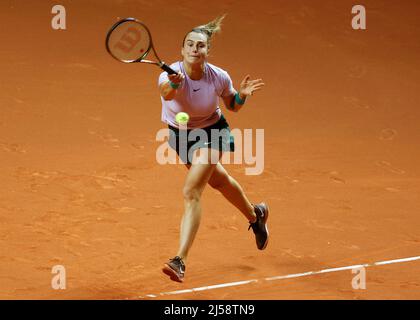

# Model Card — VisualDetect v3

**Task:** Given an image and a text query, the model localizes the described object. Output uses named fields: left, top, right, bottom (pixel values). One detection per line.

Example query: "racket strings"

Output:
left=106, top=19, right=152, bottom=63
left=105, top=18, right=177, bottom=74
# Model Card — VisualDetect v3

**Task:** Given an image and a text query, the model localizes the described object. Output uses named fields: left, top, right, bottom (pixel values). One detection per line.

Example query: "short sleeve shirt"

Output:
left=158, top=62, right=235, bottom=128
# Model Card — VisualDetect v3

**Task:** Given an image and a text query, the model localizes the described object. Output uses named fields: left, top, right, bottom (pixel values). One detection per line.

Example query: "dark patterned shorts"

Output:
left=168, top=114, right=235, bottom=165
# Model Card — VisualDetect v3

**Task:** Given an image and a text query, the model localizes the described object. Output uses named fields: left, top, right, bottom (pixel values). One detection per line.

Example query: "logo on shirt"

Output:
left=193, top=88, right=201, bottom=92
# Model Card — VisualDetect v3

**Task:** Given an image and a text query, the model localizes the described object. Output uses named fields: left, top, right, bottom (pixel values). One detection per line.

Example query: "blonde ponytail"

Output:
left=183, top=14, right=226, bottom=48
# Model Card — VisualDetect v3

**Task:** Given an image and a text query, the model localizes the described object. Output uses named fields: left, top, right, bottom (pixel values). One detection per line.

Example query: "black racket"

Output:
left=105, top=18, right=177, bottom=75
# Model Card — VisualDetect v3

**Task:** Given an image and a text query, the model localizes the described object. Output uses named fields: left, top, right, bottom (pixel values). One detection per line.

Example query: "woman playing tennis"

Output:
left=159, top=15, right=269, bottom=282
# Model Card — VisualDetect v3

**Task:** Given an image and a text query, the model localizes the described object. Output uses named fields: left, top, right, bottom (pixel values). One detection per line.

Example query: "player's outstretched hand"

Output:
left=239, top=75, right=265, bottom=97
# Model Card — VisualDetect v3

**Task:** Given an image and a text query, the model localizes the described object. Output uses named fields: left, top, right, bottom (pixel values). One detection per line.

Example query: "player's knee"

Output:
left=183, top=186, right=201, bottom=202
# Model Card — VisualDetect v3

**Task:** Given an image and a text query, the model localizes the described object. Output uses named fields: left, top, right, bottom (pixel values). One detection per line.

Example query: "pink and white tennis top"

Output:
left=158, top=61, right=236, bottom=129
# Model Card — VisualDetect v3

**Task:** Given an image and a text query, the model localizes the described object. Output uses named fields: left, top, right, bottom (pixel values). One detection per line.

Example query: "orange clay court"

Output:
left=1, top=0, right=419, bottom=299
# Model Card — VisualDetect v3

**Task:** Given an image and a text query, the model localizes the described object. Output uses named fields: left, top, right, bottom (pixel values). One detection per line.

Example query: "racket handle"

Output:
left=160, top=63, right=178, bottom=75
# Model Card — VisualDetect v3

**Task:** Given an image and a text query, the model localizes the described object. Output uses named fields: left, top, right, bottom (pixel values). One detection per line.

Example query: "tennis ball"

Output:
left=175, top=112, right=190, bottom=125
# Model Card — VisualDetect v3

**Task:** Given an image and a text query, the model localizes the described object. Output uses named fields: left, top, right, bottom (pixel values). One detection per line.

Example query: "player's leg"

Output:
left=176, top=148, right=221, bottom=260
left=163, top=148, right=221, bottom=282
left=207, top=162, right=256, bottom=223
left=207, top=162, right=269, bottom=251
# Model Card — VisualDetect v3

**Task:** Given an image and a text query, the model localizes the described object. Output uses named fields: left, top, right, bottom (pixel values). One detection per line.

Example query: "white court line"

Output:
left=164, top=279, right=259, bottom=296
left=137, top=255, right=420, bottom=299
left=374, top=256, right=420, bottom=266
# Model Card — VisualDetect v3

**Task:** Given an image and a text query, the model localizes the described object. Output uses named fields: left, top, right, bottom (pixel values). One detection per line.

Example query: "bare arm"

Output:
left=159, top=72, right=185, bottom=101
left=222, top=75, right=265, bottom=112
left=222, top=92, right=243, bottom=113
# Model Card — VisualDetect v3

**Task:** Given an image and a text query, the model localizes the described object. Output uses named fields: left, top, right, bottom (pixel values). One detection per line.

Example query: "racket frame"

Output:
left=105, top=18, right=177, bottom=74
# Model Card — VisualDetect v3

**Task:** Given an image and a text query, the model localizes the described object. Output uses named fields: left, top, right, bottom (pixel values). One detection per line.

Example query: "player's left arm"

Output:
left=222, top=75, right=265, bottom=112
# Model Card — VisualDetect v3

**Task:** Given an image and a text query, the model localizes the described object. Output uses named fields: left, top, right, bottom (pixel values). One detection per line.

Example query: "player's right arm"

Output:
left=159, top=72, right=184, bottom=101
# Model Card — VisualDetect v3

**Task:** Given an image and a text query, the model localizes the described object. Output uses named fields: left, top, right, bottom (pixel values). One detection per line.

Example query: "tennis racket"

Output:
left=105, top=18, right=177, bottom=75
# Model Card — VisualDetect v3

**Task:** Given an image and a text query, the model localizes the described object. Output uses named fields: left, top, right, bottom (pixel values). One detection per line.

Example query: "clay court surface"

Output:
left=1, top=0, right=419, bottom=299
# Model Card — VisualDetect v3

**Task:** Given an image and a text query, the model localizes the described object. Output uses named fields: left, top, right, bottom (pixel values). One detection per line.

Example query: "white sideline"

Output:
left=138, top=255, right=420, bottom=299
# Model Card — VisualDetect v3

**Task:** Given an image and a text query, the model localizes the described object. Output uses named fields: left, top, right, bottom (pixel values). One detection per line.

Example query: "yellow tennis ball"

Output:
left=175, top=112, right=190, bottom=125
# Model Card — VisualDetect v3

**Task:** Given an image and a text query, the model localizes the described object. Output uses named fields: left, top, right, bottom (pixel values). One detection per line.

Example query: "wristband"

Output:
left=235, top=92, right=246, bottom=105
left=169, top=81, right=180, bottom=89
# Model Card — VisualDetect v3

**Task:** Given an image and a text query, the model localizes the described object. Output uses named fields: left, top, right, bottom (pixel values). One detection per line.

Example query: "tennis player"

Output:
left=159, top=15, right=269, bottom=282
